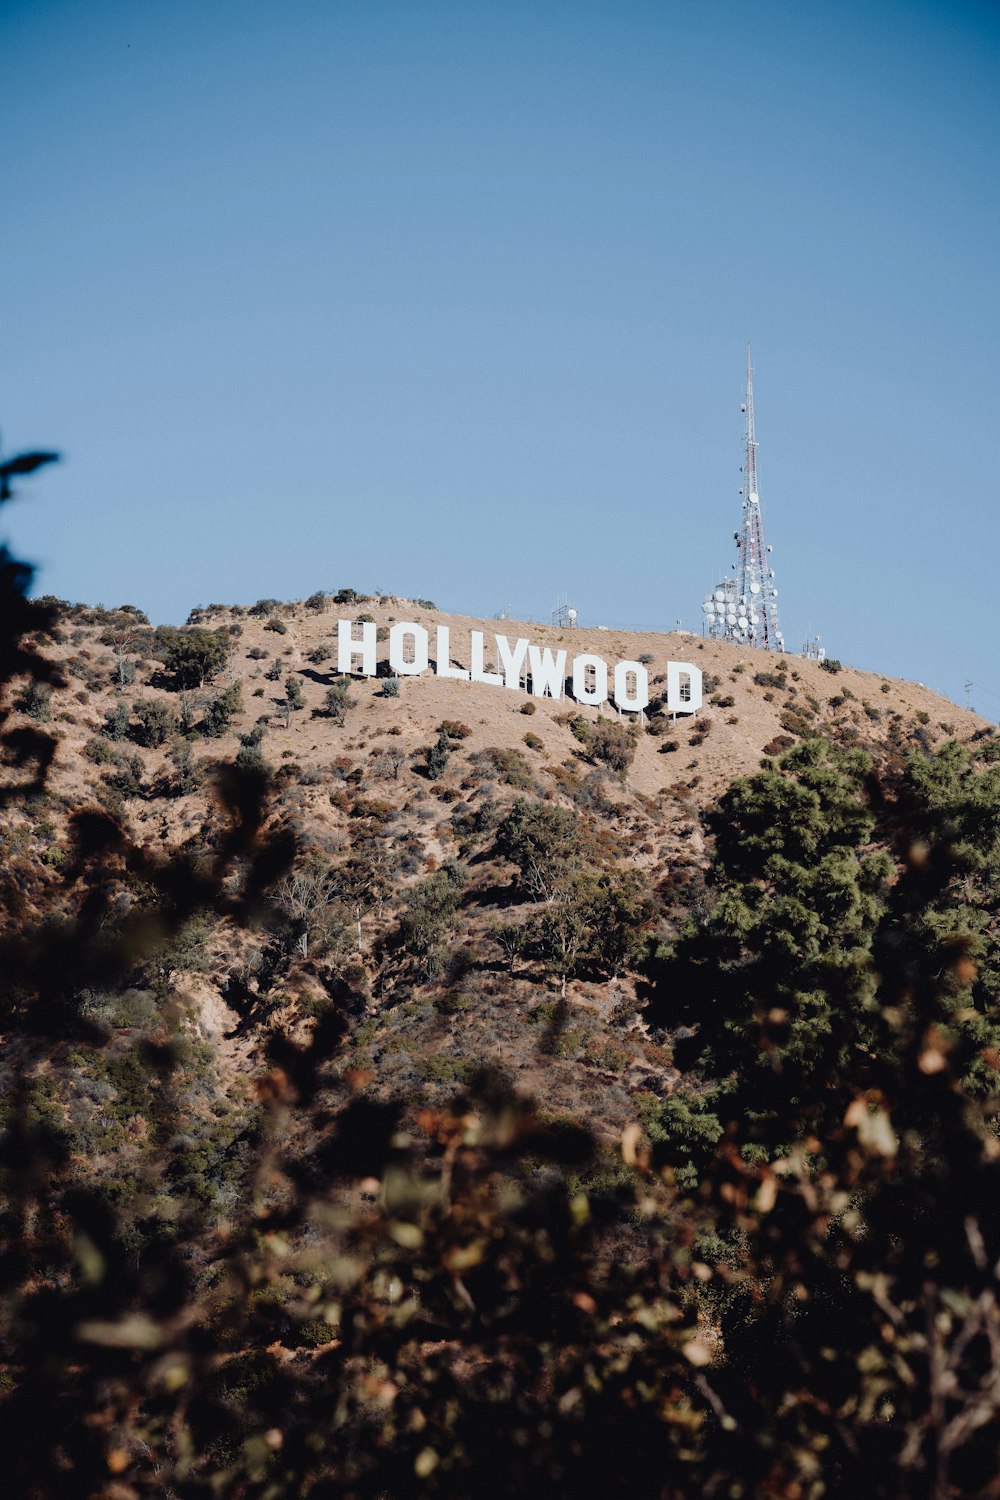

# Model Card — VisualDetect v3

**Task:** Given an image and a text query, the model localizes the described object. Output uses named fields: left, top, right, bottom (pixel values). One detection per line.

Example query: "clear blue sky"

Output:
left=2, top=0, right=997, bottom=711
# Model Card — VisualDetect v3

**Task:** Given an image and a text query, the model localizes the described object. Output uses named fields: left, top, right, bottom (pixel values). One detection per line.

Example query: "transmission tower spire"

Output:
left=701, top=348, right=784, bottom=652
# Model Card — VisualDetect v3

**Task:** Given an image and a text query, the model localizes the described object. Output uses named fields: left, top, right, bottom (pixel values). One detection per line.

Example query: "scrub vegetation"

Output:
left=3, top=471, right=1000, bottom=1498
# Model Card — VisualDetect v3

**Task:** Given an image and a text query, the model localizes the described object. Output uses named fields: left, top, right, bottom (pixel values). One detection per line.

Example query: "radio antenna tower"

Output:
left=702, top=348, right=784, bottom=651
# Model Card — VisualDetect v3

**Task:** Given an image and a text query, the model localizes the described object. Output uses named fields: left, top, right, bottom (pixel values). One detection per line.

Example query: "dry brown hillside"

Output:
left=2, top=591, right=990, bottom=1146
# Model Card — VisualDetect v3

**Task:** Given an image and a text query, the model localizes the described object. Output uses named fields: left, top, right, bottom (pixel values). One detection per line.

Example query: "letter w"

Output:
left=528, top=645, right=567, bottom=700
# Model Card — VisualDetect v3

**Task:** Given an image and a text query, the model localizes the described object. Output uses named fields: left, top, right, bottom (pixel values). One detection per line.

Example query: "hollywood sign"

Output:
left=335, top=619, right=702, bottom=716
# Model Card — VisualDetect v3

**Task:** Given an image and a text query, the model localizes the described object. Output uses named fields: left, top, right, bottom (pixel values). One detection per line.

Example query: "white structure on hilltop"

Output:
left=703, top=349, right=784, bottom=652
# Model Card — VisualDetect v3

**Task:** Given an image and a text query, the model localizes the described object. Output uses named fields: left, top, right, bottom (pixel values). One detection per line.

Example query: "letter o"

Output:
left=389, top=622, right=429, bottom=676
left=572, top=653, right=609, bottom=706
left=613, top=660, right=649, bottom=713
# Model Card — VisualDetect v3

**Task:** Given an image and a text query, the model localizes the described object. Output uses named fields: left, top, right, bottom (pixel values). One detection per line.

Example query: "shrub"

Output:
left=520, top=701, right=536, bottom=716
left=380, top=677, right=400, bottom=698
left=307, top=644, right=332, bottom=663
left=425, top=729, right=452, bottom=781
left=16, top=681, right=52, bottom=721
left=164, top=630, right=229, bottom=688
left=285, top=676, right=305, bottom=711
left=476, top=746, right=533, bottom=789
left=203, top=682, right=244, bottom=737
left=265, top=617, right=288, bottom=635
left=84, top=735, right=118, bottom=765
left=589, top=719, right=638, bottom=776
left=319, top=678, right=353, bottom=723
left=819, top=657, right=843, bottom=674
left=247, top=647, right=268, bottom=661
left=523, top=732, right=544, bottom=751
left=438, top=720, right=472, bottom=741
left=102, top=701, right=130, bottom=741
left=132, top=698, right=176, bottom=747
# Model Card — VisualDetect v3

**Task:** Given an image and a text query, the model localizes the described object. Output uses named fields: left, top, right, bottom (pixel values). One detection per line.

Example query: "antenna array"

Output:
left=702, top=350, right=784, bottom=652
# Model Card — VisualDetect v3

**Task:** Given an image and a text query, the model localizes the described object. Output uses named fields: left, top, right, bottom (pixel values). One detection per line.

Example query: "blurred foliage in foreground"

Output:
left=4, top=462, right=1000, bottom=1498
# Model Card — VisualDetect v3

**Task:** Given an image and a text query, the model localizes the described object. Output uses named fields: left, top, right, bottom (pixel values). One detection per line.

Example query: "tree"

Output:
left=495, top=798, right=581, bottom=903
left=131, top=697, right=176, bottom=747
left=102, top=700, right=130, bottom=741
left=285, top=675, right=305, bottom=711
left=425, top=728, right=452, bottom=780
left=273, top=856, right=345, bottom=958
left=398, top=862, right=466, bottom=975
left=649, top=738, right=890, bottom=1155
left=319, top=677, right=352, bottom=723
left=163, top=628, right=229, bottom=688
left=202, top=681, right=243, bottom=737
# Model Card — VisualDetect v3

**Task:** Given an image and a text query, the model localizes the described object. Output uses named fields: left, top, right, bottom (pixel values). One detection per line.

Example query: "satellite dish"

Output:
left=750, top=581, right=761, bottom=594
left=714, top=590, right=726, bottom=603
left=771, top=588, right=779, bottom=598
left=702, top=601, right=714, bottom=613
left=567, top=608, right=578, bottom=622
left=749, top=492, right=759, bottom=504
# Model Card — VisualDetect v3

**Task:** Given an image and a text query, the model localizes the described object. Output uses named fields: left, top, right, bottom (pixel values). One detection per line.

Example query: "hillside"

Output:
left=7, top=587, right=1000, bottom=1498
left=3, top=592, right=986, bottom=1128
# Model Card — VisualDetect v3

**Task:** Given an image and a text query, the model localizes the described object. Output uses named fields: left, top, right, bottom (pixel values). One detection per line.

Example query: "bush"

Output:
left=425, top=729, right=452, bottom=781
left=523, top=732, right=544, bottom=751
left=520, top=700, right=536, bottom=715
left=589, top=719, right=638, bottom=776
left=475, top=746, right=533, bottom=789
left=380, top=676, right=399, bottom=698
left=16, top=681, right=52, bottom=721
left=132, top=698, right=176, bottom=747
left=164, top=629, right=229, bottom=688
left=203, top=682, right=244, bottom=737
left=819, top=657, right=843, bottom=674
left=438, top=720, right=472, bottom=741
left=319, top=679, right=353, bottom=723
left=102, top=700, right=130, bottom=741
left=285, top=676, right=305, bottom=711
left=265, top=658, right=282, bottom=681
left=264, top=617, right=288, bottom=635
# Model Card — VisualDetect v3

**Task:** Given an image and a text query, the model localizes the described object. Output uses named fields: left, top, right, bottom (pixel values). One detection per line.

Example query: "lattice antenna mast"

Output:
left=702, top=348, right=784, bottom=651
left=737, top=349, right=781, bottom=649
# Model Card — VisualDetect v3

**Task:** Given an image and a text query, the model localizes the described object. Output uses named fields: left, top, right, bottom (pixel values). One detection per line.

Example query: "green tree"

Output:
left=495, top=798, right=581, bottom=902
left=202, top=681, right=243, bottom=737
left=319, top=677, right=352, bottom=723
left=650, top=738, right=891, bottom=1155
left=163, top=628, right=229, bottom=688
left=102, top=700, right=130, bottom=741
left=425, top=727, right=452, bottom=780
left=131, top=697, right=176, bottom=747
left=398, top=861, right=466, bottom=975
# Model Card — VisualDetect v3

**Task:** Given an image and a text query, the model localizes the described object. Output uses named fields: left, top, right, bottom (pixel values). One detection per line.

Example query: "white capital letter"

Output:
left=495, top=635, right=529, bottom=691
left=435, top=626, right=469, bottom=680
left=389, top=621, right=429, bottom=676
left=528, top=644, right=567, bottom=700
left=666, top=661, right=702, bottom=714
left=613, top=660, right=649, bottom=713
left=337, top=618, right=376, bottom=677
left=471, top=631, right=503, bottom=687
left=571, top=653, right=609, bottom=707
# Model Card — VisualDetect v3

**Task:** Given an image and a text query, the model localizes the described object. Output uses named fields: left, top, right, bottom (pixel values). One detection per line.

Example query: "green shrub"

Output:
left=132, top=698, right=176, bottom=747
